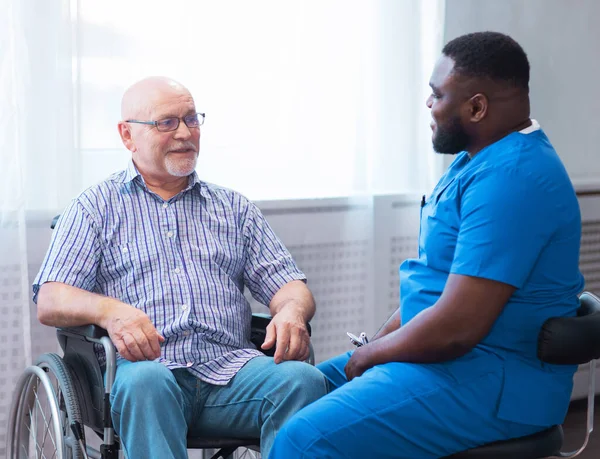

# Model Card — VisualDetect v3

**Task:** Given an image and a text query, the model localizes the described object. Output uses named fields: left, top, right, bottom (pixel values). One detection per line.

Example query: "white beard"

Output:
left=165, top=155, right=197, bottom=177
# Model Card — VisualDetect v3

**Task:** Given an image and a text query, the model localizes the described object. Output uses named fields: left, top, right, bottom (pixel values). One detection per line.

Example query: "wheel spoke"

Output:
left=238, top=448, right=261, bottom=459
left=23, top=419, right=39, bottom=459
left=34, top=387, right=57, bottom=451
left=30, top=394, right=46, bottom=458
left=26, top=405, right=41, bottom=458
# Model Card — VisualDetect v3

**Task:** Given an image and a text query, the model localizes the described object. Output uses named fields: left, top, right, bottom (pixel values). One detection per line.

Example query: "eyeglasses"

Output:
left=125, top=112, right=205, bottom=132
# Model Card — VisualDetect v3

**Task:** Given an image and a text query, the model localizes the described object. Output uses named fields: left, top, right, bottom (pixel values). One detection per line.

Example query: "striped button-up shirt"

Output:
left=33, top=161, right=305, bottom=384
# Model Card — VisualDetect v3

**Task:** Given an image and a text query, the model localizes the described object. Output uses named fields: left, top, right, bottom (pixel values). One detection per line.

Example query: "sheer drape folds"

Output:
left=0, top=0, right=76, bottom=453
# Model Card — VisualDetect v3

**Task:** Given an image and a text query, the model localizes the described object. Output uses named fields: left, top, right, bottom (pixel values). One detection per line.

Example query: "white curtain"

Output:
left=1, top=0, right=77, bottom=452
left=0, top=0, right=445, bottom=453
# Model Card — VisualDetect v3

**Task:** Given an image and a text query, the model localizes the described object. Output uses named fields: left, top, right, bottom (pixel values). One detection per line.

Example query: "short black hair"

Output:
left=442, top=31, right=530, bottom=90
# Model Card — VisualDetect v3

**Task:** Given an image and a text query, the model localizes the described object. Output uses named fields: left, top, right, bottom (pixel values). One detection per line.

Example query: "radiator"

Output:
left=572, top=191, right=600, bottom=399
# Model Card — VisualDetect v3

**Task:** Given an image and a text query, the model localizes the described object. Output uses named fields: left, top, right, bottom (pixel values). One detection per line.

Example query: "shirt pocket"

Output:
left=421, top=189, right=460, bottom=271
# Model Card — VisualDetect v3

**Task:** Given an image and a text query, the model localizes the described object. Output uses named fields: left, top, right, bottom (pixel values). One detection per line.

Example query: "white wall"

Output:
left=444, top=0, right=600, bottom=188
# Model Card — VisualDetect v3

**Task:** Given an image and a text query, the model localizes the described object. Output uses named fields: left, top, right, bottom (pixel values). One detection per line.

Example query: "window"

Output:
left=76, top=0, right=445, bottom=200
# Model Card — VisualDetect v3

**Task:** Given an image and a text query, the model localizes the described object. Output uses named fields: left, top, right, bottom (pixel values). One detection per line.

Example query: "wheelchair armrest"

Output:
left=250, top=313, right=313, bottom=360
left=251, top=313, right=273, bottom=356
left=50, top=214, right=60, bottom=229
left=57, top=325, right=109, bottom=341
left=251, top=313, right=312, bottom=336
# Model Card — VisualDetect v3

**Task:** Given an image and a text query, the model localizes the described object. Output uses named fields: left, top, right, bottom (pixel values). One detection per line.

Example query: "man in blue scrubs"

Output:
left=270, top=32, right=584, bottom=458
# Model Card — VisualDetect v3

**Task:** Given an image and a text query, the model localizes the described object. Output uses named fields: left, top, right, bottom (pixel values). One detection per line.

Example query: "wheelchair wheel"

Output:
left=7, top=353, right=85, bottom=459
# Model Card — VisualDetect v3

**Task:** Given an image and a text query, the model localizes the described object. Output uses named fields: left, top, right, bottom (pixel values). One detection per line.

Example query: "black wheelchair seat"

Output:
left=448, top=425, right=563, bottom=459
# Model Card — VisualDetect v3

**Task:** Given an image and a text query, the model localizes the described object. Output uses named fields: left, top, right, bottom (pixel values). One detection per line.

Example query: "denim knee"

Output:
left=109, top=360, right=189, bottom=458
left=110, top=360, right=180, bottom=413
left=277, top=361, right=328, bottom=406
left=290, top=362, right=328, bottom=405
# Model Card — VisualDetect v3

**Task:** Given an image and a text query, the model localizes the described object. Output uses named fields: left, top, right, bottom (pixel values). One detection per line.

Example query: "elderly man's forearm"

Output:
left=37, top=282, right=118, bottom=329
left=269, top=280, right=316, bottom=321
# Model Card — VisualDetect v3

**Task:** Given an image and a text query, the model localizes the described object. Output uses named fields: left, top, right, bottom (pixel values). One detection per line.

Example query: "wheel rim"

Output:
left=37, top=361, right=81, bottom=456
left=13, top=365, right=64, bottom=459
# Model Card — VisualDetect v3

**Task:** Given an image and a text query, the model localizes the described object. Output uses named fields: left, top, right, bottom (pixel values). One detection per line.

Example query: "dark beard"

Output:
left=432, top=115, right=469, bottom=154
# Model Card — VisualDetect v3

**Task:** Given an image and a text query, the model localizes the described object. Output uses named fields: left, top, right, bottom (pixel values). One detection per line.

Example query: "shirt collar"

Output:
left=519, top=119, right=541, bottom=134
left=123, top=159, right=141, bottom=184
left=123, top=159, right=202, bottom=192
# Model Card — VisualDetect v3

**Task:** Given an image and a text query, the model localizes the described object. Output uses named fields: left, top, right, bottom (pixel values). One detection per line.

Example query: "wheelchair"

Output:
left=7, top=312, right=313, bottom=459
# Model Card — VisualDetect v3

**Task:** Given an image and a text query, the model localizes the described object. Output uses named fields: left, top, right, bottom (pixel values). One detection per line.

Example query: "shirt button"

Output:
left=181, top=304, right=188, bottom=311
left=174, top=267, right=181, bottom=274
left=166, top=231, right=174, bottom=238
left=122, top=247, right=128, bottom=253
left=162, top=203, right=168, bottom=209
left=186, top=362, right=193, bottom=367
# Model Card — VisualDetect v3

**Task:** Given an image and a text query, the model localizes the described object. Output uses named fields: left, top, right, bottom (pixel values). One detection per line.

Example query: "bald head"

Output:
left=121, top=76, right=191, bottom=120
left=117, top=76, right=200, bottom=186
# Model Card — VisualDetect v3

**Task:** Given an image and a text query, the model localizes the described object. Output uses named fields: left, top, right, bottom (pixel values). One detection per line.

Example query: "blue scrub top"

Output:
left=399, top=124, right=585, bottom=426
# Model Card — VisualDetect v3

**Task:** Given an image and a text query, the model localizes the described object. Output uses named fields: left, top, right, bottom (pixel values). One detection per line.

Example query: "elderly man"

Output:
left=33, top=76, right=327, bottom=458
left=270, top=31, right=584, bottom=458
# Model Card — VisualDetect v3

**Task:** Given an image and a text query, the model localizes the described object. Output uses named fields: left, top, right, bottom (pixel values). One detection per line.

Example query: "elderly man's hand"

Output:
left=100, top=301, right=165, bottom=362
left=262, top=307, right=310, bottom=364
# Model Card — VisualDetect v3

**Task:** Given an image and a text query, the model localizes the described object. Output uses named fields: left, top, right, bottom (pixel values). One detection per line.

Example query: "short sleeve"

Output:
left=241, top=201, right=306, bottom=305
left=451, top=169, right=555, bottom=288
left=33, top=200, right=102, bottom=302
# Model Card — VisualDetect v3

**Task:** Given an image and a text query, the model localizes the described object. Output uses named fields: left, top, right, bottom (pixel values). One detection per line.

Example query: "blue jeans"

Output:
left=269, top=351, right=547, bottom=458
left=109, top=356, right=327, bottom=458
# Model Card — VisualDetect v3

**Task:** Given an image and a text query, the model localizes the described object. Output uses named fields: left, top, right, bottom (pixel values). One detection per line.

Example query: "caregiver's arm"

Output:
left=371, top=309, right=401, bottom=341
left=345, top=274, right=514, bottom=379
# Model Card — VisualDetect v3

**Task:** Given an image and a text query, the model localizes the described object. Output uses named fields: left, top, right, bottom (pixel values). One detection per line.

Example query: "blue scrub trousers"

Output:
left=269, top=351, right=547, bottom=459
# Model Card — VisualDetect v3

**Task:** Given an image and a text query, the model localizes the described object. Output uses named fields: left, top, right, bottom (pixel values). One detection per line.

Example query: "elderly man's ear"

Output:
left=118, top=122, right=136, bottom=153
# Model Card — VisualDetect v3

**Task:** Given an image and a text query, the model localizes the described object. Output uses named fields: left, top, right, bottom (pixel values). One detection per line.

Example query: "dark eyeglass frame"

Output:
left=125, top=112, right=205, bottom=132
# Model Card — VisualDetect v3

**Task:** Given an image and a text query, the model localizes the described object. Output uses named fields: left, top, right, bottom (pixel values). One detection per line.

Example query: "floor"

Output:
left=561, top=396, right=600, bottom=458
